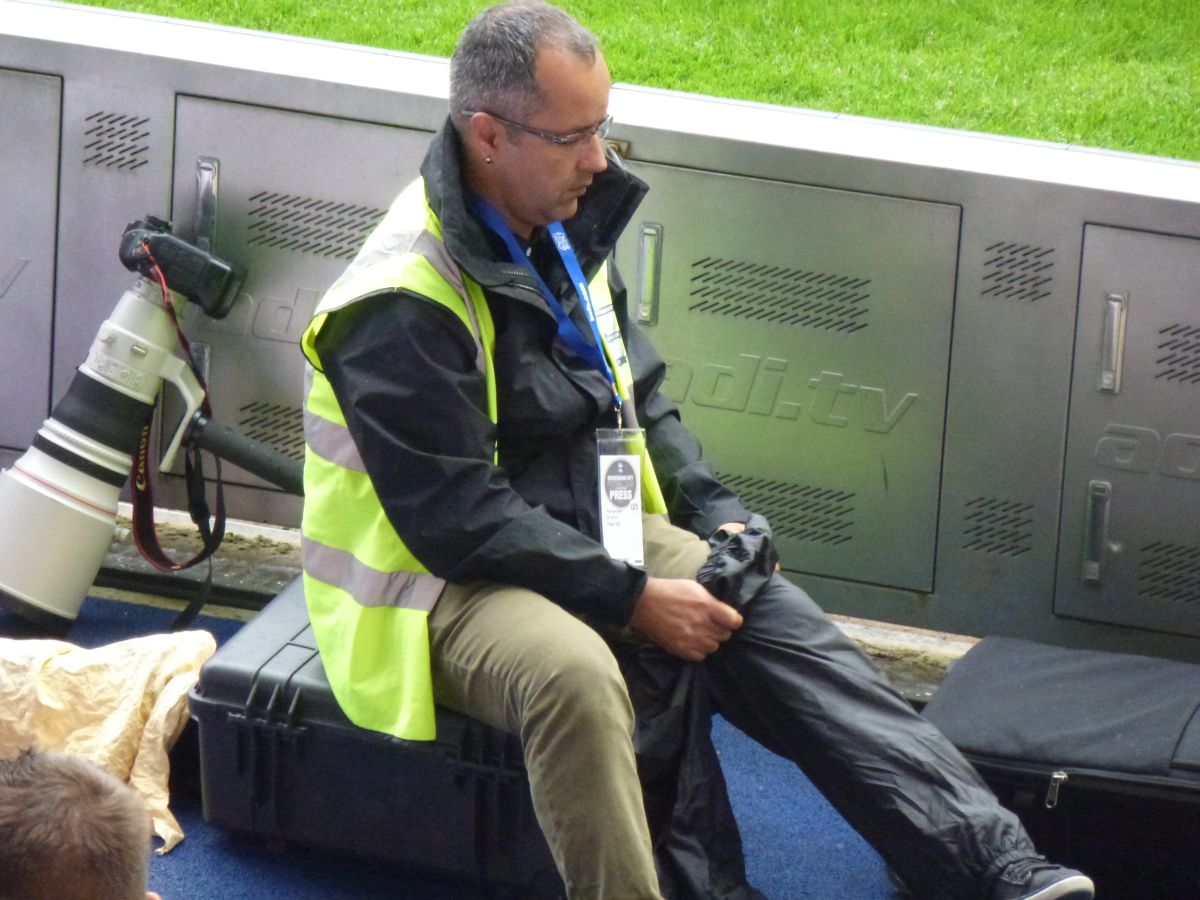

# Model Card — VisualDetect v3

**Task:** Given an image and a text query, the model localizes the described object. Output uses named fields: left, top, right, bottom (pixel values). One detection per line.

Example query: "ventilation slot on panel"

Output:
left=689, top=257, right=871, bottom=333
left=82, top=111, right=151, bottom=170
left=1155, top=323, right=1200, bottom=385
left=981, top=242, right=1054, bottom=302
left=246, top=192, right=386, bottom=260
left=962, top=497, right=1034, bottom=557
left=1137, top=542, right=1200, bottom=605
left=237, top=401, right=305, bottom=462
left=719, top=473, right=855, bottom=545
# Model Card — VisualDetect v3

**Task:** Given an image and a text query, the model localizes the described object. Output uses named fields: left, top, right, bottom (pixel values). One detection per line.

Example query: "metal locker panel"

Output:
left=1057, top=225, right=1200, bottom=637
left=166, top=98, right=432, bottom=504
left=619, top=163, right=960, bottom=591
left=930, top=211, right=1087, bottom=640
left=50, top=77, right=175, bottom=404
left=0, top=69, right=60, bottom=449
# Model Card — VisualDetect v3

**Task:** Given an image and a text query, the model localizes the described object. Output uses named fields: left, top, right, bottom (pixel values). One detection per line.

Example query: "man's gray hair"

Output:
left=450, top=1, right=599, bottom=125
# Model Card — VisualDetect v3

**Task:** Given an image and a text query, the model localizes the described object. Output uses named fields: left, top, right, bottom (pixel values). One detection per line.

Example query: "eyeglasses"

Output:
left=461, top=109, right=612, bottom=147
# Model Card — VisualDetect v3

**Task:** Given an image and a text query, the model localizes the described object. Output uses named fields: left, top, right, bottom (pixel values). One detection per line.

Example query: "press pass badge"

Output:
left=596, top=428, right=645, bottom=566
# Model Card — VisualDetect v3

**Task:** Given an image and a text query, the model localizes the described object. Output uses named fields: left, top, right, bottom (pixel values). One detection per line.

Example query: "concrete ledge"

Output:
left=101, top=505, right=301, bottom=603
left=831, top=615, right=978, bottom=705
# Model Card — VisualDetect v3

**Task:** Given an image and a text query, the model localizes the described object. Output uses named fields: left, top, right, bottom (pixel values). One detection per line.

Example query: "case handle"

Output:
left=636, top=223, right=663, bottom=325
left=193, top=156, right=220, bottom=254
left=1098, top=291, right=1127, bottom=393
left=1082, top=480, right=1112, bottom=583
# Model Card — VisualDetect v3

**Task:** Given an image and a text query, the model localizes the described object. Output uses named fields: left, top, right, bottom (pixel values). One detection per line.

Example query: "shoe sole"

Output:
left=1022, top=874, right=1095, bottom=900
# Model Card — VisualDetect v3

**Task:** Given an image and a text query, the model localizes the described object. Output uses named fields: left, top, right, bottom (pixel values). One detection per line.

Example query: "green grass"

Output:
left=81, top=0, right=1199, bottom=161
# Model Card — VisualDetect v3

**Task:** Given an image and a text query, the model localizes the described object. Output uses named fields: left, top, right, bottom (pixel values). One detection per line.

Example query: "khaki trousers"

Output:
left=428, top=514, right=704, bottom=900
left=429, top=511, right=1037, bottom=900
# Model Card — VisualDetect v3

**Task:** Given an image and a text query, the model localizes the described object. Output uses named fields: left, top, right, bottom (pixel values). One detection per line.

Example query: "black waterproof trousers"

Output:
left=613, top=519, right=1035, bottom=900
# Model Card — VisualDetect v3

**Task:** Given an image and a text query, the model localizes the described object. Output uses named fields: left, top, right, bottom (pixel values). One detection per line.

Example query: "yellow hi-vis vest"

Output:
left=300, top=176, right=666, bottom=741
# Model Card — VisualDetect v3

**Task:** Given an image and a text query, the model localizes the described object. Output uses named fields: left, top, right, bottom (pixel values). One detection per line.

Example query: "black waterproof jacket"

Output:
left=315, top=120, right=750, bottom=625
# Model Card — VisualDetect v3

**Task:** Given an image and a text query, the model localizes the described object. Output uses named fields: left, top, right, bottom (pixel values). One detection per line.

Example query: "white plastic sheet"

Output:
left=0, top=630, right=216, bottom=853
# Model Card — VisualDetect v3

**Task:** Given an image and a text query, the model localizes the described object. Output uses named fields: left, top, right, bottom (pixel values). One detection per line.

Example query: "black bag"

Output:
left=192, top=575, right=767, bottom=899
left=189, top=579, right=561, bottom=897
left=923, top=636, right=1200, bottom=900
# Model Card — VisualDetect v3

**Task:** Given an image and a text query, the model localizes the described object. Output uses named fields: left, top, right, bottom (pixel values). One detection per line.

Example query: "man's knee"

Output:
left=520, top=625, right=634, bottom=739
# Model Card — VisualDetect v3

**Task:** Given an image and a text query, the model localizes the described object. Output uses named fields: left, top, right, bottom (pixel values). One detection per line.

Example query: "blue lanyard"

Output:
left=471, top=196, right=621, bottom=415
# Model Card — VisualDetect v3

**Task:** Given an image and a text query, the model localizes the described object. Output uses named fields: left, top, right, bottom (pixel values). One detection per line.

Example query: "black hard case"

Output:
left=922, top=636, right=1200, bottom=899
left=188, top=578, right=558, bottom=893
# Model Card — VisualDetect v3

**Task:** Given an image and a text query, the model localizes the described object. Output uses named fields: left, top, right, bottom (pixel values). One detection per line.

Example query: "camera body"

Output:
left=118, top=215, right=241, bottom=318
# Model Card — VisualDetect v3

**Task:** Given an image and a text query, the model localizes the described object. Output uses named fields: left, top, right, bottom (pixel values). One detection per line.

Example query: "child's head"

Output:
left=0, top=749, right=162, bottom=900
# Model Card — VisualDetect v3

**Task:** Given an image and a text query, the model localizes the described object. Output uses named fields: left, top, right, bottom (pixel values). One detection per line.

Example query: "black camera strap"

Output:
left=129, top=428, right=226, bottom=630
left=128, top=242, right=228, bottom=631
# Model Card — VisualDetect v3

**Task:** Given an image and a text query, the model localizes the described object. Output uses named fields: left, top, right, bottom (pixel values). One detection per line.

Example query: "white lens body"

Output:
left=0, top=279, right=192, bottom=625
left=82, top=280, right=187, bottom=405
left=0, top=446, right=120, bottom=622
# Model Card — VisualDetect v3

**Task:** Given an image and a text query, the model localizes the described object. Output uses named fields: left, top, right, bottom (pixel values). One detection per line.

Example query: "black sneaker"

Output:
left=990, top=857, right=1095, bottom=900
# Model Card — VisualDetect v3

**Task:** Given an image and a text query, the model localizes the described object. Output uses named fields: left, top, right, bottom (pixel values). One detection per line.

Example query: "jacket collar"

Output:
left=421, top=118, right=648, bottom=289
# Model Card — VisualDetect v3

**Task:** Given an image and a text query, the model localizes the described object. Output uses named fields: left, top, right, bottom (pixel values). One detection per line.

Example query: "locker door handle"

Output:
left=194, top=156, right=220, bottom=254
left=1098, top=292, right=1127, bottom=393
left=636, top=223, right=662, bottom=325
left=1082, top=480, right=1111, bottom=583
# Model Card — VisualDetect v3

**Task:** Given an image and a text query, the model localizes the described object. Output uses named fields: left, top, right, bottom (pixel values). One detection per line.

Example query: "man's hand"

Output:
left=630, top=577, right=744, bottom=661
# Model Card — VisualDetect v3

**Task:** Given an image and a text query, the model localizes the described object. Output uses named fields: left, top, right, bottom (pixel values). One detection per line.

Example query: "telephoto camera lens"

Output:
left=0, top=278, right=197, bottom=630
